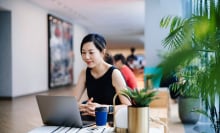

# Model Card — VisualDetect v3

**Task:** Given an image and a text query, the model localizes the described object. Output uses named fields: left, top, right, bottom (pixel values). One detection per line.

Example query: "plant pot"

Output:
left=178, top=97, right=201, bottom=124
left=128, top=106, right=149, bottom=133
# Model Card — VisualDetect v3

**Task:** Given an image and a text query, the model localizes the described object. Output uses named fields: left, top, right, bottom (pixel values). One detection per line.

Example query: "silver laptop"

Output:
left=36, top=95, right=95, bottom=128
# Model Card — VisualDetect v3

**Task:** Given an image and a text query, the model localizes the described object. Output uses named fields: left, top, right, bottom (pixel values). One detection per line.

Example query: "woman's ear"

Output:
left=102, top=49, right=106, bottom=57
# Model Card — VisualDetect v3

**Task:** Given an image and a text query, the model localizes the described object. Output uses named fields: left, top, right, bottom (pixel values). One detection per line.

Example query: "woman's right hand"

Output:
left=79, top=97, right=99, bottom=116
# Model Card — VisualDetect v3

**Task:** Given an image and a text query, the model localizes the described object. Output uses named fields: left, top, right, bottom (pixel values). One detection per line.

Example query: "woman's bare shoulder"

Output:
left=80, top=68, right=87, bottom=75
left=112, top=67, right=121, bottom=75
left=112, top=67, right=126, bottom=85
left=77, top=68, right=87, bottom=81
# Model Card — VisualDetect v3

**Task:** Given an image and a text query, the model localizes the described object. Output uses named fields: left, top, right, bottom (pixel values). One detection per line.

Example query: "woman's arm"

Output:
left=72, top=69, right=87, bottom=101
left=112, top=69, right=131, bottom=105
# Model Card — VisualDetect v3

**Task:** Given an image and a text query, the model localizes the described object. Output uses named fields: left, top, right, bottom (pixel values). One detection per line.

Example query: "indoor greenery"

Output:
left=168, top=65, right=202, bottom=124
left=159, top=0, right=220, bottom=132
left=121, top=88, right=158, bottom=107
left=169, top=65, right=201, bottom=98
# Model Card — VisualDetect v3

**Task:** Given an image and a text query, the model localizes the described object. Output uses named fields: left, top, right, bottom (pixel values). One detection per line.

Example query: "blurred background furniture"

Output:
left=144, top=67, right=163, bottom=89
left=149, top=88, right=170, bottom=133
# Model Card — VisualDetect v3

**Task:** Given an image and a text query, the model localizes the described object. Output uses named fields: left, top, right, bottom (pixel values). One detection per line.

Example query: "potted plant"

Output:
left=169, top=65, right=201, bottom=124
left=159, top=0, right=220, bottom=132
left=119, top=87, right=158, bottom=133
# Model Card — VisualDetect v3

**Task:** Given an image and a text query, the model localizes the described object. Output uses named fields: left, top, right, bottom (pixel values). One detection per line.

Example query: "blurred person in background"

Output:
left=113, top=53, right=138, bottom=89
left=126, top=47, right=138, bottom=71
left=104, top=52, right=113, bottom=65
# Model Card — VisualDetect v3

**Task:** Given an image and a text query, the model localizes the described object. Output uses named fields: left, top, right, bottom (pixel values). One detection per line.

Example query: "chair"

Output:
left=144, top=67, right=163, bottom=89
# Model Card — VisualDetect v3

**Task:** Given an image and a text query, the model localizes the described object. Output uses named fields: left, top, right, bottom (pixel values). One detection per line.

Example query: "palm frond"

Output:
left=160, top=0, right=220, bottom=132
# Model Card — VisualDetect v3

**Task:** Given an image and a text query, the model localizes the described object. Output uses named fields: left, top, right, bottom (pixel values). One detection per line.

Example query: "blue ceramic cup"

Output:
left=95, top=107, right=108, bottom=126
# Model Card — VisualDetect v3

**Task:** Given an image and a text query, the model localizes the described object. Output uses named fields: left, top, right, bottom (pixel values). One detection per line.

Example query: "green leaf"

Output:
left=120, top=88, right=158, bottom=107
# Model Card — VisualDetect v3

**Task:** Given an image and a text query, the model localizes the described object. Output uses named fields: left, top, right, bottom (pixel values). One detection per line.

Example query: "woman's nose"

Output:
left=84, top=53, right=90, bottom=59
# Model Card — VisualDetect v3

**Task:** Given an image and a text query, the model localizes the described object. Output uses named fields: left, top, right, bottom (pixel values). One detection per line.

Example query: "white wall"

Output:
left=73, top=24, right=88, bottom=84
left=0, top=0, right=87, bottom=97
left=0, top=0, right=48, bottom=97
left=13, top=1, right=48, bottom=97
left=145, top=0, right=183, bottom=67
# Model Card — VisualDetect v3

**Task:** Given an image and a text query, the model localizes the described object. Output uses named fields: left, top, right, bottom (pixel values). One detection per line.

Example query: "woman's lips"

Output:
left=86, top=61, right=92, bottom=65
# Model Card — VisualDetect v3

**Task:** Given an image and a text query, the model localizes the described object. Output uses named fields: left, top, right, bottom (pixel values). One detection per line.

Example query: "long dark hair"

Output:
left=80, top=33, right=106, bottom=54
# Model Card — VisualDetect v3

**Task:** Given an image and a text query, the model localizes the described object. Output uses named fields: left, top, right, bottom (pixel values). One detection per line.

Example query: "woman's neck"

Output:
left=91, top=62, right=110, bottom=78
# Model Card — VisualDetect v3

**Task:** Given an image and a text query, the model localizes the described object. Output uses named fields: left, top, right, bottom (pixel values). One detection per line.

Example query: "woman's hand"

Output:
left=79, top=97, right=101, bottom=116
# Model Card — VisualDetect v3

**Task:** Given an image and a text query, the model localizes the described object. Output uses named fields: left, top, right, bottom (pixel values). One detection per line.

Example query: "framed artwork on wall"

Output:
left=48, top=14, right=73, bottom=88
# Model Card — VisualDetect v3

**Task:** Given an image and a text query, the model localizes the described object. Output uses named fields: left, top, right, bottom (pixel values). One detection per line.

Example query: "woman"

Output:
left=73, top=33, right=130, bottom=117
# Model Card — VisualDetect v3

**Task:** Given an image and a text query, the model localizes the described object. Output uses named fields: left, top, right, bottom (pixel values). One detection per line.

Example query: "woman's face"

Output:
left=81, top=42, right=104, bottom=68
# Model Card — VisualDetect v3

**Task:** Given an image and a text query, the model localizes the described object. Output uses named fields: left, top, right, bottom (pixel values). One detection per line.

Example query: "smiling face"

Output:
left=81, top=42, right=105, bottom=68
